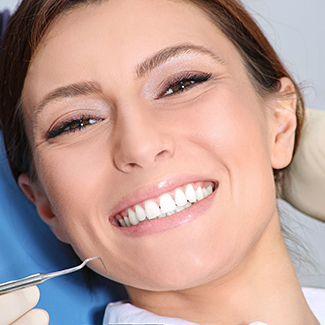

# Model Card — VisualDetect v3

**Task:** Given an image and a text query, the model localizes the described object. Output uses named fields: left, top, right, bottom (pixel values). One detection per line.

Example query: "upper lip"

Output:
left=108, top=175, right=218, bottom=221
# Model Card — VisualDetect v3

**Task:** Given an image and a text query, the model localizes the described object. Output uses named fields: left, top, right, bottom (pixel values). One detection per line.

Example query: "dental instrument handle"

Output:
left=0, top=256, right=103, bottom=295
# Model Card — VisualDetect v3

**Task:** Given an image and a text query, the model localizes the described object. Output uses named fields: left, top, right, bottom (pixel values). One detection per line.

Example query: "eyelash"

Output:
left=159, top=71, right=212, bottom=98
left=46, top=114, right=102, bottom=139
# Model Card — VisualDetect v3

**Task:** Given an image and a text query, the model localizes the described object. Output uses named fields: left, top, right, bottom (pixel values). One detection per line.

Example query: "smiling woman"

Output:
left=0, top=0, right=323, bottom=324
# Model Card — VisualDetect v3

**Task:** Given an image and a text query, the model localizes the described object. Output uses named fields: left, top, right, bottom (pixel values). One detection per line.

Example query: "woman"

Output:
left=0, top=0, right=323, bottom=324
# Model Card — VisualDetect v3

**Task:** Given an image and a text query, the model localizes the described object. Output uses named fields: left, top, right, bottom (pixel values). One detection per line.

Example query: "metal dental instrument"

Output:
left=0, top=256, right=105, bottom=295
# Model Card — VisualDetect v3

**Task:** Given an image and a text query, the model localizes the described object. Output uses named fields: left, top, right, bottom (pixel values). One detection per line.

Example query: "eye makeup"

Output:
left=157, top=71, right=213, bottom=98
left=46, top=114, right=103, bottom=139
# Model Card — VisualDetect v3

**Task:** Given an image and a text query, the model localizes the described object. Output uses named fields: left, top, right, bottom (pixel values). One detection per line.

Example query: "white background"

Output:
left=0, top=0, right=324, bottom=110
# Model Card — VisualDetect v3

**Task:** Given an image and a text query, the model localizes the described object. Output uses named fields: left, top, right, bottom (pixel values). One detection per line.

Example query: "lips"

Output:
left=115, top=182, right=215, bottom=227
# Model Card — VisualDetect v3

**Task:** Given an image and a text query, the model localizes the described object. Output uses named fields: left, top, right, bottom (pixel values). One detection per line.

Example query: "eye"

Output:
left=160, top=72, right=212, bottom=98
left=47, top=115, right=102, bottom=139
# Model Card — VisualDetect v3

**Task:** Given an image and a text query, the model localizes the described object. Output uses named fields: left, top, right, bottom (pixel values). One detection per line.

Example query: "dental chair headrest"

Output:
left=282, top=109, right=325, bottom=222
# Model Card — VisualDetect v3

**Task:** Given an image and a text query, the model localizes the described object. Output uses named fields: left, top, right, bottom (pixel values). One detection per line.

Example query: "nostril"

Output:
left=154, top=149, right=168, bottom=161
left=129, top=163, right=137, bottom=168
left=157, top=150, right=166, bottom=156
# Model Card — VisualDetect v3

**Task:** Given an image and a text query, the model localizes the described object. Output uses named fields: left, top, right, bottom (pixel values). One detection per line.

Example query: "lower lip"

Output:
left=112, top=188, right=217, bottom=237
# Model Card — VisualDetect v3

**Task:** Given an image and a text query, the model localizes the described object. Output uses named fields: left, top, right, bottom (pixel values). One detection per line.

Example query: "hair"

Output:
left=0, top=0, right=304, bottom=194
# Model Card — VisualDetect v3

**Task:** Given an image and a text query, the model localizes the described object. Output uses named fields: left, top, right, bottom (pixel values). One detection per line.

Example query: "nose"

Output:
left=112, top=104, right=175, bottom=173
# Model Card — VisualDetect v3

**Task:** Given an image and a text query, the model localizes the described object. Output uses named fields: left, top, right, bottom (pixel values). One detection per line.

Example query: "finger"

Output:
left=12, top=309, right=49, bottom=325
left=0, top=286, right=40, bottom=325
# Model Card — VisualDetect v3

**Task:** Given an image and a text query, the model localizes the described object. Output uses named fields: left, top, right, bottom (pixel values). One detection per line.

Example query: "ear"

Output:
left=270, top=77, right=298, bottom=169
left=18, top=173, right=70, bottom=244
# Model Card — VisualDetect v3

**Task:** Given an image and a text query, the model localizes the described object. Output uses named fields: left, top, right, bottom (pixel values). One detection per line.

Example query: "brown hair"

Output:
left=0, top=0, right=304, bottom=192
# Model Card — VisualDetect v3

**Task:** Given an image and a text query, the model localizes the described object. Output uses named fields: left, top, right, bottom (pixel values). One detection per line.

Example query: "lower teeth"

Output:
left=120, top=202, right=194, bottom=226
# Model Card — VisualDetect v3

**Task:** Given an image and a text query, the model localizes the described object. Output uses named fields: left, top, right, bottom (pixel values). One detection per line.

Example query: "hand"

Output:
left=0, top=286, right=49, bottom=325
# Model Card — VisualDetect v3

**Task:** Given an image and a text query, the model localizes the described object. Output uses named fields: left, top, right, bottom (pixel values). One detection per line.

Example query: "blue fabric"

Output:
left=0, top=9, right=10, bottom=51
left=0, top=132, right=127, bottom=324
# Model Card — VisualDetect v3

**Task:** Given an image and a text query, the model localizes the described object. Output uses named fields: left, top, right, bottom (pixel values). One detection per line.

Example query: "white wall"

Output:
left=0, top=0, right=324, bottom=110
left=0, top=0, right=18, bottom=12
left=244, top=0, right=325, bottom=110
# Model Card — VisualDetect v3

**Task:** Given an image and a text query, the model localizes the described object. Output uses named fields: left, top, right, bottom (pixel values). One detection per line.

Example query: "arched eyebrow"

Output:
left=34, top=80, right=103, bottom=120
left=136, top=43, right=226, bottom=78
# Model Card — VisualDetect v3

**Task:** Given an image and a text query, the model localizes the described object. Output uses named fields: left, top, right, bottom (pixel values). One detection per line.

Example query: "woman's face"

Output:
left=22, top=0, right=284, bottom=290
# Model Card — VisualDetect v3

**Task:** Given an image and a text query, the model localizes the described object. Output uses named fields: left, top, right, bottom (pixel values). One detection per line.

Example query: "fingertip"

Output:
left=22, top=285, right=41, bottom=308
left=31, top=308, right=50, bottom=325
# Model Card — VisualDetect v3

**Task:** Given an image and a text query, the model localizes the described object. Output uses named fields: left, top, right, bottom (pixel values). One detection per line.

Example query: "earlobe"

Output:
left=18, top=173, right=70, bottom=244
left=270, top=77, right=298, bottom=169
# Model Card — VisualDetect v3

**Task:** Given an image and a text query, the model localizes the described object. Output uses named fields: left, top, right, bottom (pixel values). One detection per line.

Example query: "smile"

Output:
left=116, top=182, right=215, bottom=227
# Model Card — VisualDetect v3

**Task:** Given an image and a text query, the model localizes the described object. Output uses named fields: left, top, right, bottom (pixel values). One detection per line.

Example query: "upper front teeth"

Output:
left=118, top=184, right=214, bottom=227
left=159, top=193, right=176, bottom=213
left=185, top=184, right=196, bottom=203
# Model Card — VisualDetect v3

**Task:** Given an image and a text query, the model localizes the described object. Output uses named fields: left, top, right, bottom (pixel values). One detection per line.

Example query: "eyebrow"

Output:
left=34, top=80, right=103, bottom=119
left=136, top=43, right=226, bottom=78
left=34, top=44, right=225, bottom=118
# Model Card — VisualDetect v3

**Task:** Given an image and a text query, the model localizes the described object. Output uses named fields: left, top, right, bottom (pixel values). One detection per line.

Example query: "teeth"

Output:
left=128, top=208, right=139, bottom=226
left=124, top=216, right=131, bottom=227
left=174, top=188, right=187, bottom=207
left=135, top=205, right=146, bottom=222
left=176, top=202, right=191, bottom=213
left=185, top=184, right=196, bottom=203
left=196, top=186, right=204, bottom=201
left=119, top=218, right=127, bottom=227
left=202, top=187, right=208, bottom=198
left=117, top=183, right=215, bottom=227
left=160, top=193, right=177, bottom=213
left=144, top=200, right=161, bottom=220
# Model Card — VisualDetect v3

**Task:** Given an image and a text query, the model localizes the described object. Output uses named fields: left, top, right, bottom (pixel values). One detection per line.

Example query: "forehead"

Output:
left=22, top=0, right=243, bottom=109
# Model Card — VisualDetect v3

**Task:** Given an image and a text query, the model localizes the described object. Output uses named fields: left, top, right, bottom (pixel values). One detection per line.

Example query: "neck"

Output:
left=126, top=212, right=319, bottom=325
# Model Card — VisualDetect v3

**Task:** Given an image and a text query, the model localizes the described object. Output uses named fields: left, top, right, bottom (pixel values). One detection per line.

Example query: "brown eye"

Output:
left=170, top=80, right=195, bottom=94
left=69, top=119, right=92, bottom=130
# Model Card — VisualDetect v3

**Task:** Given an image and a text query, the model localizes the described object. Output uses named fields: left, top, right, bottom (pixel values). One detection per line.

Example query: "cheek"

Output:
left=177, top=86, right=273, bottom=177
left=36, top=139, right=107, bottom=207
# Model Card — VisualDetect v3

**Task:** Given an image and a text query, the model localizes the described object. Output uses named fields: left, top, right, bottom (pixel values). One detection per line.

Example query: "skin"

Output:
left=18, top=0, right=318, bottom=323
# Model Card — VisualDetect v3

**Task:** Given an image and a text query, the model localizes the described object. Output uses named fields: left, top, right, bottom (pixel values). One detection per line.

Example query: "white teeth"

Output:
left=128, top=208, right=139, bottom=226
left=124, top=216, right=131, bottom=227
left=196, top=186, right=204, bottom=201
left=185, top=184, right=197, bottom=203
left=202, top=187, right=208, bottom=198
left=166, top=210, right=176, bottom=216
left=134, top=205, right=146, bottom=222
left=144, top=200, right=161, bottom=220
left=119, top=218, right=127, bottom=227
left=176, top=202, right=191, bottom=213
left=118, top=183, right=215, bottom=227
left=174, top=188, right=187, bottom=207
left=160, top=193, right=177, bottom=213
